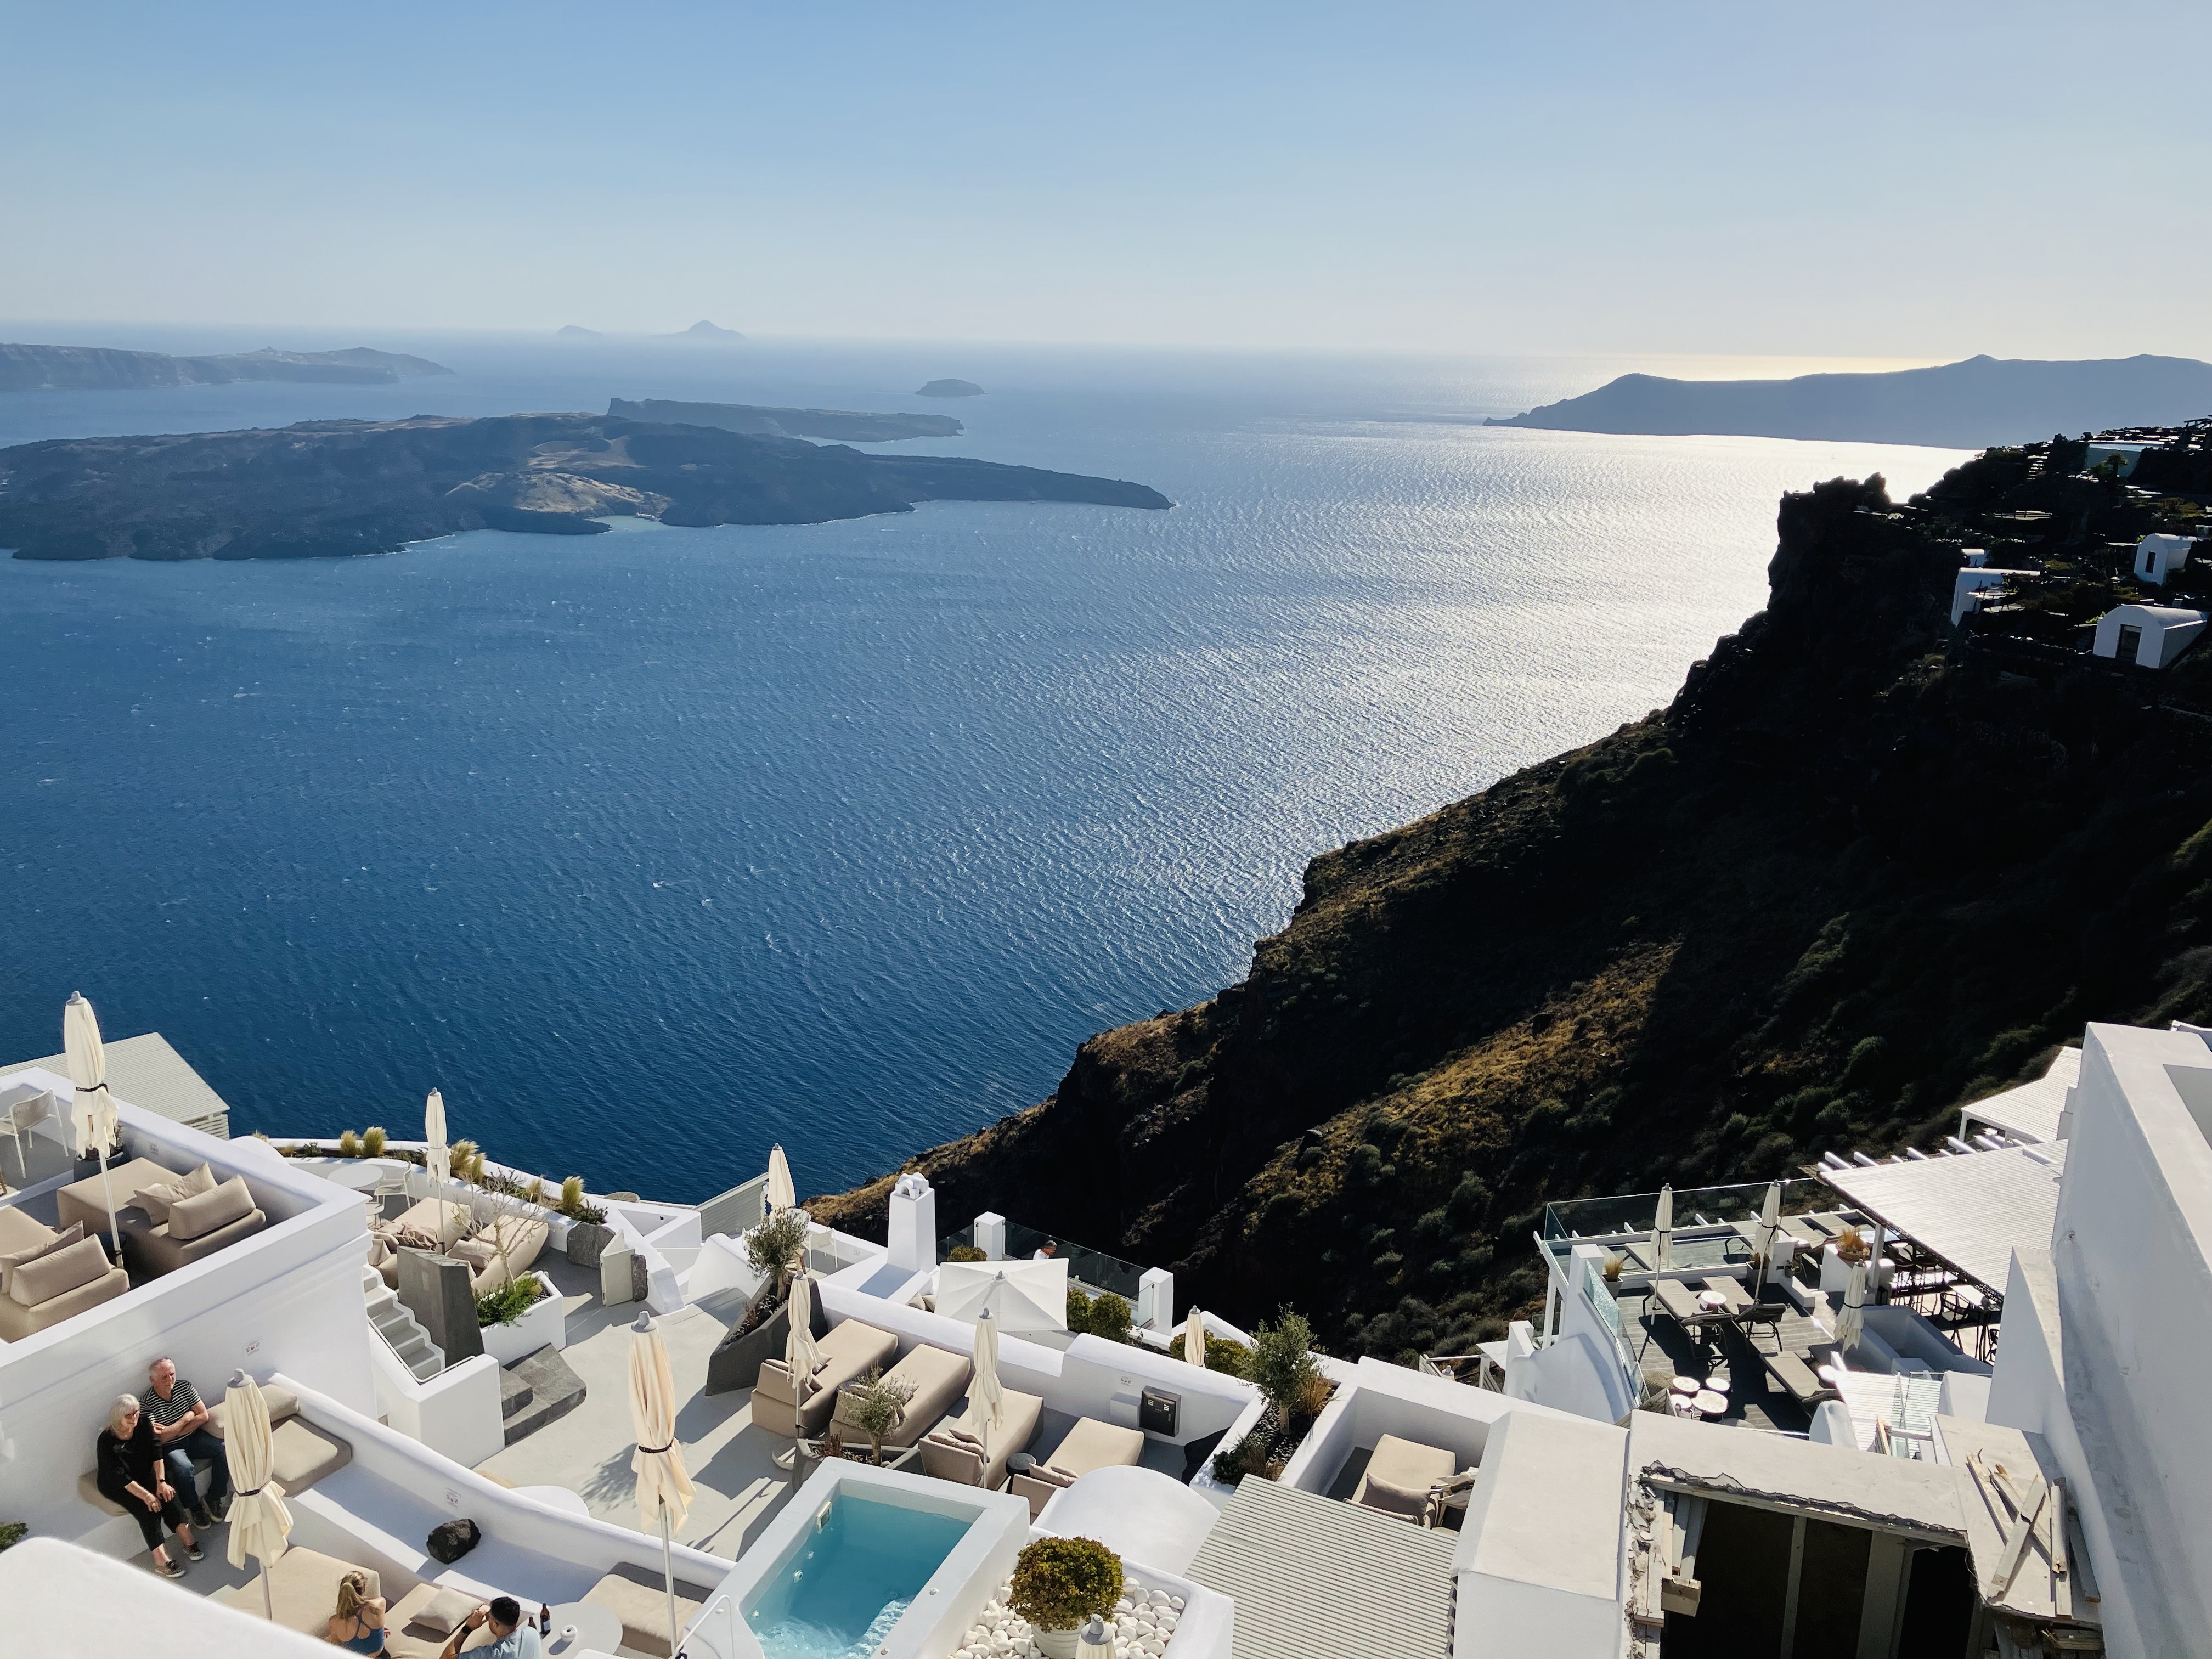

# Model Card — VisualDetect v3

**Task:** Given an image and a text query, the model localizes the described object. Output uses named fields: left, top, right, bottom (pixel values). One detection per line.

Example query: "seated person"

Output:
left=441, top=1596, right=540, bottom=1659
left=143, top=1355, right=230, bottom=1525
left=95, top=1395, right=202, bottom=1579
left=326, top=1569, right=388, bottom=1655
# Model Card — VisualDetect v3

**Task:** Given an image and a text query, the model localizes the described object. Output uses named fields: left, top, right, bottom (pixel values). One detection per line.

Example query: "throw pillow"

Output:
left=9, top=1234, right=110, bottom=1306
left=131, top=1186, right=179, bottom=1224
left=0, top=1221, right=86, bottom=1296
left=178, top=1163, right=217, bottom=1199
left=168, top=1175, right=254, bottom=1243
left=449, top=1238, right=496, bottom=1269
left=408, top=1585, right=481, bottom=1636
left=1357, top=1473, right=1432, bottom=1520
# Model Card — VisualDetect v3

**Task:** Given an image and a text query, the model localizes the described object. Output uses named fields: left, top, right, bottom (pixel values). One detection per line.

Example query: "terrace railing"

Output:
left=1543, top=1177, right=1828, bottom=1244
left=938, top=1220, right=1145, bottom=1302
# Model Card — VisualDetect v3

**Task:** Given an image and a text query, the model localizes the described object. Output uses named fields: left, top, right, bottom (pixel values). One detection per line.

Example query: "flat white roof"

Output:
left=1819, top=1144, right=2066, bottom=1291
left=1961, top=1046, right=2080, bottom=1144
left=6, top=1030, right=235, bottom=1133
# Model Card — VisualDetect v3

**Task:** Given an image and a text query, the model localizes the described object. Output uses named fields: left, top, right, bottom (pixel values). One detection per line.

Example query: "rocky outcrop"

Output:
left=0, top=411, right=1171, bottom=561
left=917, top=379, right=985, bottom=398
left=0, top=342, right=452, bottom=392
left=815, top=431, right=2212, bottom=1358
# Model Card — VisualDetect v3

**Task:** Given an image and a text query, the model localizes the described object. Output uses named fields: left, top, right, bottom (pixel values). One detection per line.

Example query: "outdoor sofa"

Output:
left=921, top=1385, right=1044, bottom=1491
left=752, top=1317, right=901, bottom=1438
left=374, top=1197, right=548, bottom=1297
left=1009, top=1416, right=1146, bottom=1518
left=1352, top=1432, right=1471, bottom=1527
left=582, top=1562, right=720, bottom=1658
left=77, top=1380, right=351, bottom=1519
left=53, top=1155, right=269, bottom=1279
left=832, top=1342, right=972, bottom=1451
left=0, top=1203, right=128, bottom=1340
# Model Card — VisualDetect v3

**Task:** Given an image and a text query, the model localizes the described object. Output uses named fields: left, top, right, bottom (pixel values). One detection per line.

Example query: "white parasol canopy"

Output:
left=1652, top=1184, right=1674, bottom=1272
left=63, top=993, right=123, bottom=1257
left=223, top=1372, right=293, bottom=1621
left=1752, top=1181, right=1782, bottom=1287
left=424, top=1089, right=450, bottom=1245
left=971, top=1309, right=1006, bottom=1463
left=1183, top=1306, right=1206, bottom=1368
left=936, top=1257, right=1069, bottom=1334
left=785, top=1272, right=822, bottom=1403
left=765, top=1144, right=796, bottom=1213
left=627, top=1311, right=696, bottom=1659
left=1836, top=1259, right=1868, bottom=1352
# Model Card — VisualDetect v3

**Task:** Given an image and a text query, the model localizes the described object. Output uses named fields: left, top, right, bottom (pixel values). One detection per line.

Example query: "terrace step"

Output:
left=362, top=1265, right=446, bottom=1381
left=499, top=1346, right=586, bottom=1446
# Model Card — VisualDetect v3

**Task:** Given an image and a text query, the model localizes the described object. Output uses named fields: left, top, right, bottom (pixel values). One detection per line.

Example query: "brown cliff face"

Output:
left=813, top=454, right=2212, bottom=1359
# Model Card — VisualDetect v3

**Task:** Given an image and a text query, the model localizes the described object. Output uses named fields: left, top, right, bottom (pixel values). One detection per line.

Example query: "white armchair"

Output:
left=1, top=1087, right=58, bottom=1189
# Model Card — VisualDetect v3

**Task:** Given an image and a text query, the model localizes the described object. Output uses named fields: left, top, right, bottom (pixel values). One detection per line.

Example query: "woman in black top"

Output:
left=95, top=1393, right=201, bottom=1577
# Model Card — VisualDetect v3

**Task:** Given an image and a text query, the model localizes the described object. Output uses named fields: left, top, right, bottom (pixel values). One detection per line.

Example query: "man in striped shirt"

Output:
left=143, top=1357, right=230, bottom=1526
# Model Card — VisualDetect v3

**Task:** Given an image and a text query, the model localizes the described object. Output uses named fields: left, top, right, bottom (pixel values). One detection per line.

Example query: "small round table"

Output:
left=544, top=1601, right=625, bottom=1657
left=1702, top=1374, right=1730, bottom=1396
left=1668, top=1376, right=1700, bottom=1397
left=1693, top=1390, right=1729, bottom=1418
left=1697, top=1290, right=1728, bottom=1313
left=1008, top=1452, right=1036, bottom=1477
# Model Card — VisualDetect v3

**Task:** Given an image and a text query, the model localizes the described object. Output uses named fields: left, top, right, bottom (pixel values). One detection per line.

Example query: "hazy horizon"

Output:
left=10, top=2, right=2211, bottom=360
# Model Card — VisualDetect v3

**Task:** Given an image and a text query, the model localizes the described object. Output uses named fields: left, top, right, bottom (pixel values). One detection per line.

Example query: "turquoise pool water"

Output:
left=748, top=1493, right=972, bottom=1659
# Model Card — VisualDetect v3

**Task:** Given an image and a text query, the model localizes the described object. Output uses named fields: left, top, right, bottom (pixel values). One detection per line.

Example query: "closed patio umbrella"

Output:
left=63, top=993, right=123, bottom=1259
left=935, top=1258, right=1069, bottom=1335
left=1836, top=1260, right=1868, bottom=1352
left=972, top=1309, right=1005, bottom=1465
left=765, top=1144, right=796, bottom=1214
left=1652, top=1185, right=1674, bottom=1273
left=785, top=1271, right=822, bottom=1407
left=1752, top=1181, right=1782, bottom=1289
left=222, top=1371, right=293, bottom=1621
left=1183, top=1307, right=1206, bottom=1368
left=424, top=1089, right=450, bottom=1245
left=628, top=1310, right=696, bottom=1659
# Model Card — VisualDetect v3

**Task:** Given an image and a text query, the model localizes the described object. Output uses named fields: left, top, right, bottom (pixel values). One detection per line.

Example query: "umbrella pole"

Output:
left=659, top=1500, right=679, bottom=1657
left=263, top=1562, right=274, bottom=1621
left=97, top=1149, right=122, bottom=1259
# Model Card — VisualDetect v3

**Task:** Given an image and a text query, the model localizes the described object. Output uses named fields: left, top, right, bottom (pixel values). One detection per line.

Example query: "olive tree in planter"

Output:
left=702, top=1209, right=814, bottom=1396
left=1011, top=1536, right=1123, bottom=1659
left=744, top=1206, right=809, bottom=1299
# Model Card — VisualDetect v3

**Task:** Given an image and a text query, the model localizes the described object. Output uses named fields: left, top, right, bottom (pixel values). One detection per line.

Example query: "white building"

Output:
left=2091, top=602, right=2207, bottom=667
left=1950, top=565, right=2036, bottom=625
left=2132, top=531, right=2197, bottom=586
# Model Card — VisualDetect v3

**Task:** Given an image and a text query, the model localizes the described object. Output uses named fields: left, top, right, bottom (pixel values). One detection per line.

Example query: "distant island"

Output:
left=1486, top=353, right=2212, bottom=448
left=0, top=411, right=1170, bottom=560
left=608, top=397, right=962, bottom=442
left=555, top=325, right=602, bottom=338
left=917, top=379, right=984, bottom=398
left=672, top=320, right=744, bottom=342
left=0, top=342, right=453, bottom=393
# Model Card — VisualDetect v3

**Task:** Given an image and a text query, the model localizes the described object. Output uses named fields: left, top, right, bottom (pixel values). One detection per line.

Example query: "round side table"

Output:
left=544, top=1601, right=626, bottom=1657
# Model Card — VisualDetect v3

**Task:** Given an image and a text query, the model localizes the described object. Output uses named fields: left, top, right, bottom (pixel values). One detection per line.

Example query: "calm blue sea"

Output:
left=0, top=331, right=1966, bottom=1201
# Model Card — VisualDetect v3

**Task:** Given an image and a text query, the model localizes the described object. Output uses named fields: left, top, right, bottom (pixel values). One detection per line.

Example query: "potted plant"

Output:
left=703, top=1209, right=814, bottom=1395
left=744, top=1206, right=810, bottom=1300
left=1010, top=1536, right=1123, bottom=1659
left=838, top=1367, right=917, bottom=1465
left=561, top=1177, right=616, bottom=1266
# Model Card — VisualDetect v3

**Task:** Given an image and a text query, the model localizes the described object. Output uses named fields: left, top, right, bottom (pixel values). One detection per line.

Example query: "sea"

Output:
left=0, top=330, right=1967, bottom=1203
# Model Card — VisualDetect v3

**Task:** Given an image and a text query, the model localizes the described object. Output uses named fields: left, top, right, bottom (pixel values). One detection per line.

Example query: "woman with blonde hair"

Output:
left=326, top=1568, right=390, bottom=1653
left=93, top=1393, right=200, bottom=1578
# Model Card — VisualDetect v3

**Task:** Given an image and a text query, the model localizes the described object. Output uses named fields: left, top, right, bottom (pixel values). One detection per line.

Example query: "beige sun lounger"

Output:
left=1352, top=1432, right=1460, bottom=1524
left=921, top=1385, right=1044, bottom=1491
left=834, top=1342, right=972, bottom=1451
left=1010, top=1416, right=1146, bottom=1517
left=753, top=1317, right=901, bottom=1437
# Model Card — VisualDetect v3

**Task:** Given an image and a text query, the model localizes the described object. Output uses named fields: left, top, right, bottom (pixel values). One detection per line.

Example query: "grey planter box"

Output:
left=704, top=1282, right=830, bottom=1396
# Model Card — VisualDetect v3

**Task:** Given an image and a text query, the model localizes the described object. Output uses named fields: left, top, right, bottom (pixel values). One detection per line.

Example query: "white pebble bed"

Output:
left=950, top=1575, right=1187, bottom=1658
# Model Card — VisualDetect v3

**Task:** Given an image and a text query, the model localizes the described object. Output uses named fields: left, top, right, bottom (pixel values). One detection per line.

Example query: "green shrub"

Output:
left=558, top=1176, right=586, bottom=1216
left=362, top=1126, right=387, bottom=1158
left=946, top=1244, right=986, bottom=1262
left=0, top=1522, right=25, bottom=1552
left=1069, top=1291, right=1131, bottom=1344
left=1203, top=1334, right=1251, bottom=1376
left=1009, top=1536, right=1123, bottom=1633
left=1249, top=1308, right=1323, bottom=1418
left=475, top=1277, right=543, bottom=1328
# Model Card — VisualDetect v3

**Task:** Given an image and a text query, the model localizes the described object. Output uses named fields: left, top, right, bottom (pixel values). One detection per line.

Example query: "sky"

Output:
left=7, top=2, right=2211, bottom=358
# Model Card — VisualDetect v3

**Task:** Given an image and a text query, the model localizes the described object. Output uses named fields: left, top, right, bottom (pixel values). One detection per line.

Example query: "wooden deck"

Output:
left=1616, top=1285, right=1833, bottom=1435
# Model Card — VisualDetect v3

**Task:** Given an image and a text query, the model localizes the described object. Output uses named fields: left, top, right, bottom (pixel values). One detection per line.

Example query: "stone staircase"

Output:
left=362, top=1264, right=445, bottom=1380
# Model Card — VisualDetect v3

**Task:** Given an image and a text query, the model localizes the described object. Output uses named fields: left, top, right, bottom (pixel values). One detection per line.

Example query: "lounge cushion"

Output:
left=0, top=1258, right=127, bottom=1340
left=119, top=1200, right=268, bottom=1279
left=10, top=1234, right=111, bottom=1305
left=0, top=1220, right=80, bottom=1296
left=1356, top=1472, right=1432, bottom=1520
left=835, top=1343, right=972, bottom=1451
left=753, top=1318, right=900, bottom=1437
left=583, top=1562, right=716, bottom=1659
left=0, top=1204, right=54, bottom=1259
left=408, top=1584, right=479, bottom=1635
left=170, top=1176, right=256, bottom=1243
left=921, top=1386, right=1043, bottom=1491
left=213, top=1547, right=378, bottom=1636
left=132, top=1163, right=217, bottom=1225
left=1352, top=1434, right=1458, bottom=1522
left=206, top=1381, right=301, bottom=1437
left=55, top=1157, right=184, bottom=1237
left=1010, top=1416, right=1145, bottom=1517
left=268, top=1416, right=352, bottom=1491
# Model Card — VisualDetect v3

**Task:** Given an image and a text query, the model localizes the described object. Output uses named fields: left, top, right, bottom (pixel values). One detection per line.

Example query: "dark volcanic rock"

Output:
left=1487, top=353, right=2212, bottom=448
left=608, top=398, right=963, bottom=442
left=0, top=342, right=452, bottom=393
left=0, top=411, right=1171, bottom=561
left=917, top=379, right=984, bottom=398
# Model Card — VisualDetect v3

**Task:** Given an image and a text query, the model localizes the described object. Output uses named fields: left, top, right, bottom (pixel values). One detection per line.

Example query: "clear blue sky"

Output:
left=8, top=1, right=2209, bottom=357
